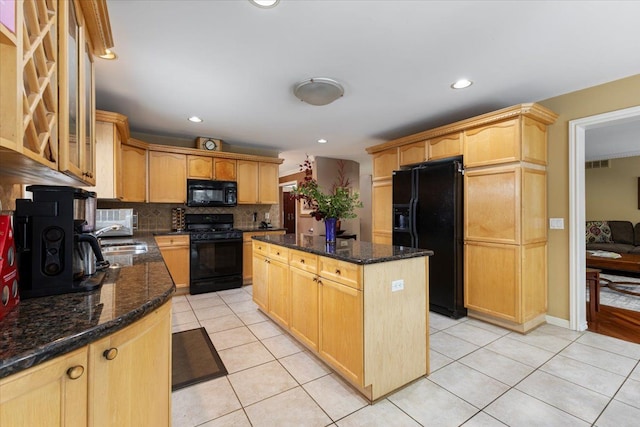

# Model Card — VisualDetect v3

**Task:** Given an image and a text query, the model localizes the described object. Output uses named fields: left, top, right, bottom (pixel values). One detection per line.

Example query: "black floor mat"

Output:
left=172, top=327, right=228, bottom=391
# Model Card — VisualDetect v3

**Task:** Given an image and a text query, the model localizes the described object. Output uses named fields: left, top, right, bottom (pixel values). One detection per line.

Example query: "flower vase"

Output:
left=324, top=217, right=338, bottom=243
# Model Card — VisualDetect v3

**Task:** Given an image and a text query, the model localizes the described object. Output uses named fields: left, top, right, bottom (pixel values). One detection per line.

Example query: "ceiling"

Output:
left=95, top=0, right=640, bottom=175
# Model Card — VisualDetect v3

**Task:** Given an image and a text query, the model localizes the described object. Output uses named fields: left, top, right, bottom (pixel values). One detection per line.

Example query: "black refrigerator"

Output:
left=392, top=157, right=466, bottom=319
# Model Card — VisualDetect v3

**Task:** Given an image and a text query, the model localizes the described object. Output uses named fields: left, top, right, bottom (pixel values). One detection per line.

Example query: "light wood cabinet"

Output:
left=120, top=143, right=147, bottom=202
left=86, top=111, right=146, bottom=201
left=88, top=302, right=171, bottom=427
left=399, top=141, right=426, bottom=166
left=149, top=151, right=187, bottom=203
left=289, top=260, right=319, bottom=351
left=372, top=148, right=398, bottom=181
left=429, top=132, right=462, bottom=161
left=214, top=158, right=236, bottom=180
left=371, top=148, right=397, bottom=244
left=59, top=0, right=96, bottom=185
left=187, top=155, right=213, bottom=179
left=371, top=180, right=393, bottom=244
left=252, top=250, right=269, bottom=311
left=367, top=103, right=557, bottom=333
left=465, top=241, right=547, bottom=327
left=0, top=348, right=88, bottom=427
left=464, top=120, right=550, bottom=332
left=319, top=276, right=363, bottom=385
left=0, top=0, right=113, bottom=185
left=237, top=160, right=259, bottom=203
left=464, top=117, right=547, bottom=168
left=252, top=240, right=428, bottom=401
left=0, top=302, right=171, bottom=427
left=238, top=160, right=279, bottom=204
left=266, top=257, right=290, bottom=328
left=251, top=240, right=290, bottom=327
left=243, top=230, right=285, bottom=284
left=464, top=164, right=548, bottom=331
left=259, top=162, right=279, bottom=204
left=155, top=235, right=190, bottom=291
left=90, top=116, right=122, bottom=198
left=187, top=155, right=237, bottom=181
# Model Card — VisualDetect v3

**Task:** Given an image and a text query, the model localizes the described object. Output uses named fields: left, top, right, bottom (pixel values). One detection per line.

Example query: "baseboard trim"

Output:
left=467, top=310, right=546, bottom=334
left=545, top=315, right=570, bottom=329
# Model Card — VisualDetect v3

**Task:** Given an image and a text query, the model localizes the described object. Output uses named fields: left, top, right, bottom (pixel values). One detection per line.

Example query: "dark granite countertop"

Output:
left=252, top=234, right=433, bottom=265
left=239, top=227, right=286, bottom=232
left=0, top=233, right=174, bottom=380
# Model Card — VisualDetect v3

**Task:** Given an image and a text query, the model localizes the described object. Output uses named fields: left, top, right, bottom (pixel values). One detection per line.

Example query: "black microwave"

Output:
left=186, top=179, right=237, bottom=207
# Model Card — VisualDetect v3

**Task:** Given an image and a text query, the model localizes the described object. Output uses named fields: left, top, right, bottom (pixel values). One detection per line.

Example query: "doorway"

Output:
left=280, top=183, right=296, bottom=234
left=568, top=105, right=640, bottom=331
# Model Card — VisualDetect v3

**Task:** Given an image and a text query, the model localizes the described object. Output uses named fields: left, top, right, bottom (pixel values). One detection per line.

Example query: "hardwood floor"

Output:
left=588, top=304, right=640, bottom=344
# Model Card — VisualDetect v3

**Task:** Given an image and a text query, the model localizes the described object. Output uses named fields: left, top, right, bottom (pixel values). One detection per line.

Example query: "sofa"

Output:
left=586, top=220, right=640, bottom=254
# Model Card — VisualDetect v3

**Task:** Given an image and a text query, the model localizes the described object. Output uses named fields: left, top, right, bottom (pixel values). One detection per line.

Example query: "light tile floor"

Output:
left=171, top=286, right=640, bottom=427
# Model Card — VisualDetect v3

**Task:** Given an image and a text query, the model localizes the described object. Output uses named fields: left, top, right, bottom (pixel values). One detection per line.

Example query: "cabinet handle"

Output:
left=276, top=251, right=280, bottom=255
left=312, top=277, right=317, bottom=282
left=103, top=347, right=118, bottom=360
left=67, top=365, right=85, bottom=380
left=300, top=259, right=305, bottom=263
left=335, top=269, right=341, bottom=275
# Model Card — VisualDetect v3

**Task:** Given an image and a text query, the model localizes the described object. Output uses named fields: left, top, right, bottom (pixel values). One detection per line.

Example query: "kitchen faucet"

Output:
left=94, top=224, right=124, bottom=237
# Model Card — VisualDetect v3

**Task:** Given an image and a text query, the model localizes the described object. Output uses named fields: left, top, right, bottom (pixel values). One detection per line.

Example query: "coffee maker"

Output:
left=14, top=186, right=108, bottom=298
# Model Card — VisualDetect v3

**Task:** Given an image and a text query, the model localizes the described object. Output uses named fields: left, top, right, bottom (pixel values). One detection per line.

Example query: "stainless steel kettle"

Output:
left=73, top=233, right=108, bottom=279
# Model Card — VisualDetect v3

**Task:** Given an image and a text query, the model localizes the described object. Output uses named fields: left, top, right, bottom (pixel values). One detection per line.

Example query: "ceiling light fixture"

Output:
left=249, top=0, right=279, bottom=8
left=451, top=79, right=473, bottom=89
left=317, top=139, right=328, bottom=144
left=188, top=116, right=203, bottom=123
left=99, top=49, right=118, bottom=60
left=294, top=78, right=344, bottom=106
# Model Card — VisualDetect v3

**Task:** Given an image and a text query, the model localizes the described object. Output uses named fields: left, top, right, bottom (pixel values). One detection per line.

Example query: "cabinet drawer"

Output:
left=268, top=245, right=289, bottom=263
left=253, top=240, right=269, bottom=256
left=319, top=257, right=362, bottom=290
left=289, top=249, right=318, bottom=273
left=155, top=235, right=189, bottom=247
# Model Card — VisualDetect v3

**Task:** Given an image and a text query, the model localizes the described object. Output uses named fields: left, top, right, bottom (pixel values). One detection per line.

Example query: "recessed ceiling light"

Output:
left=188, top=116, right=203, bottom=123
left=451, top=79, right=473, bottom=89
left=249, top=0, right=279, bottom=8
left=317, top=139, right=328, bottom=144
left=99, top=49, right=118, bottom=60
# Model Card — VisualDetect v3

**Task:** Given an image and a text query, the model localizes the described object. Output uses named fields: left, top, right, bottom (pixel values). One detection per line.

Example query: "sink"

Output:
left=101, top=242, right=148, bottom=255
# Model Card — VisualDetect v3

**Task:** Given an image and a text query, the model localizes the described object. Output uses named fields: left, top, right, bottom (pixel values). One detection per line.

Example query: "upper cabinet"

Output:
left=88, top=111, right=146, bottom=202
left=371, top=148, right=398, bottom=181
left=399, top=141, right=426, bottom=167
left=214, top=158, right=237, bottom=181
left=149, top=151, right=186, bottom=203
left=0, top=0, right=114, bottom=185
left=258, top=162, right=279, bottom=204
left=187, top=156, right=237, bottom=181
left=237, top=160, right=279, bottom=204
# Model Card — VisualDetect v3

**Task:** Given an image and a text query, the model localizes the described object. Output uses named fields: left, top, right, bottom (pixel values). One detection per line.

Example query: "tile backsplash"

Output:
left=97, top=201, right=280, bottom=232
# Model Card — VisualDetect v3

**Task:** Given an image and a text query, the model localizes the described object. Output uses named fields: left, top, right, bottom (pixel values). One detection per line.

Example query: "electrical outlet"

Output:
left=391, top=279, right=404, bottom=292
left=264, top=212, right=270, bottom=220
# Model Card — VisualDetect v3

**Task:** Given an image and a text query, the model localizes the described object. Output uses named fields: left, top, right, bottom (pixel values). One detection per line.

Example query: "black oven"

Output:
left=186, top=214, right=243, bottom=294
left=187, top=179, right=237, bottom=207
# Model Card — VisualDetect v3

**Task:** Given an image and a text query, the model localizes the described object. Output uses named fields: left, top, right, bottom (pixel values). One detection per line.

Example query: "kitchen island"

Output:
left=252, top=234, right=433, bottom=401
left=0, top=234, right=174, bottom=426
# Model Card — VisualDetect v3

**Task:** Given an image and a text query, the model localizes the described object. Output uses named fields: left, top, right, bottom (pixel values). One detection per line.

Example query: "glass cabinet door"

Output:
left=58, top=0, right=95, bottom=184
left=82, top=35, right=95, bottom=184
